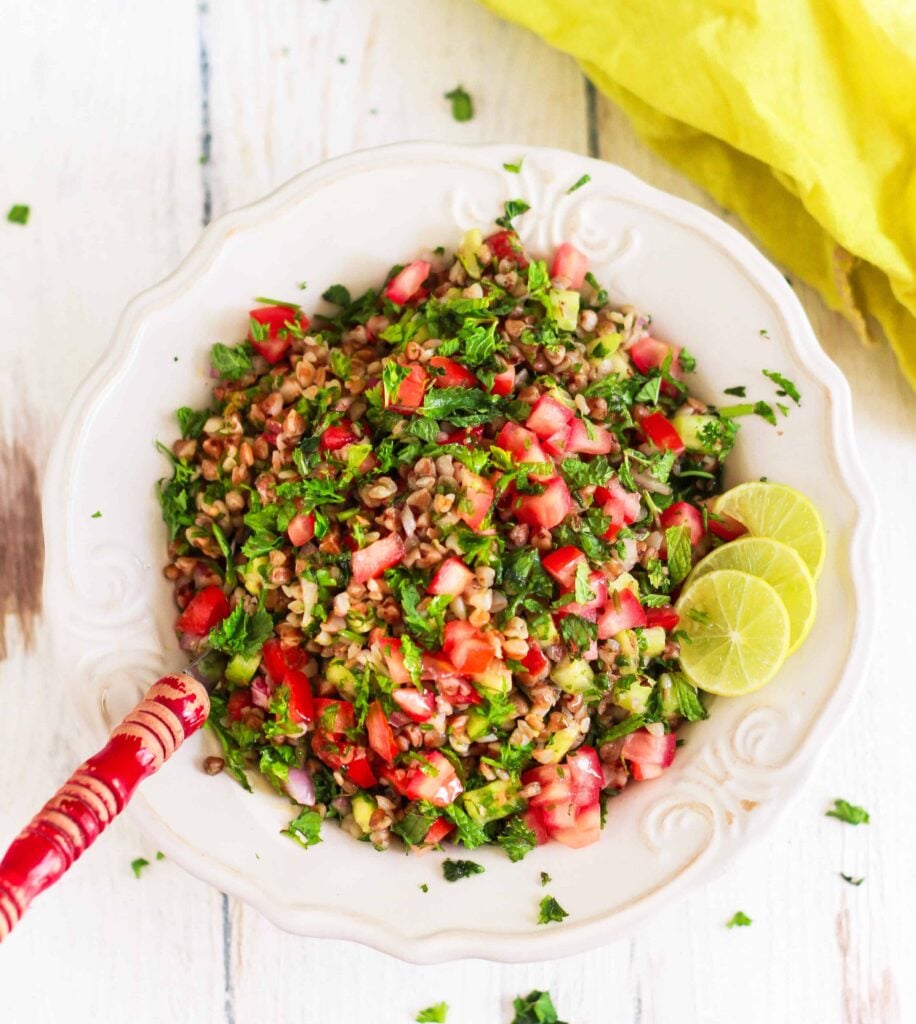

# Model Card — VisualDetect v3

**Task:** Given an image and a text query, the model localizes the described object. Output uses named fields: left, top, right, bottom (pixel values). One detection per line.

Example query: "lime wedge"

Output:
left=675, top=569, right=790, bottom=696
left=713, top=482, right=826, bottom=579
left=690, top=536, right=816, bottom=654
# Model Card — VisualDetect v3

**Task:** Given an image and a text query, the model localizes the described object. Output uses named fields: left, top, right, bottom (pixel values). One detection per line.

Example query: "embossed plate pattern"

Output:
left=43, top=144, right=876, bottom=962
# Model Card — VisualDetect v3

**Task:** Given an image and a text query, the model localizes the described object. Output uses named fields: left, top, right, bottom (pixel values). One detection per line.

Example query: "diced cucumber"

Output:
left=547, top=289, right=580, bottom=331
left=542, top=724, right=580, bottom=763
left=473, top=662, right=512, bottom=694
left=345, top=607, right=376, bottom=634
left=613, top=629, right=640, bottom=675
left=325, top=660, right=357, bottom=700
left=640, top=626, right=667, bottom=662
left=193, top=649, right=228, bottom=685
left=550, top=656, right=595, bottom=694
left=658, top=672, right=680, bottom=720
left=528, top=611, right=559, bottom=646
left=351, top=793, right=376, bottom=835
left=672, top=414, right=721, bottom=454
left=466, top=709, right=496, bottom=742
left=608, top=572, right=641, bottom=598
left=612, top=675, right=654, bottom=715
left=457, top=228, right=483, bottom=279
left=225, top=651, right=262, bottom=685
left=586, top=334, right=621, bottom=360
left=463, top=779, right=527, bottom=824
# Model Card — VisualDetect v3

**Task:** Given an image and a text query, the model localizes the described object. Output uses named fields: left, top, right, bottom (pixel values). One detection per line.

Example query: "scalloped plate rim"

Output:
left=42, top=141, right=878, bottom=963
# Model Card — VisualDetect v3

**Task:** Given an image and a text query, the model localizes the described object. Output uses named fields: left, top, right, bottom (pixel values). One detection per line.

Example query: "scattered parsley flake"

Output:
left=495, top=198, right=531, bottom=231
left=537, top=895, right=569, bottom=925
left=91, top=510, right=102, bottom=519
left=503, top=157, right=524, bottom=173
left=130, top=858, right=150, bottom=879
left=7, top=204, right=30, bottom=225
left=723, top=385, right=747, bottom=397
left=155, top=851, right=165, bottom=861
left=442, top=858, right=485, bottom=882
left=566, top=173, right=591, bottom=194
left=763, top=369, right=801, bottom=404
left=419, top=883, right=429, bottom=893
left=511, top=990, right=566, bottom=1024
left=207, top=604, right=273, bottom=660
left=726, top=910, right=752, bottom=928
left=444, top=85, right=474, bottom=122
left=282, top=808, right=323, bottom=849
left=826, top=799, right=870, bottom=826
left=539, top=871, right=551, bottom=887
left=415, top=1003, right=448, bottom=1023
left=759, top=328, right=770, bottom=337
left=840, top=873, right=865, bottom=886
left=496, top=816, right=537, bottom=862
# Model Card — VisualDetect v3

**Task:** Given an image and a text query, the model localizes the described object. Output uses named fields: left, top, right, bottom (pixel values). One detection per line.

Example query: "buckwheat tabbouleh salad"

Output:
left=158, top=200, right=817, bottom=860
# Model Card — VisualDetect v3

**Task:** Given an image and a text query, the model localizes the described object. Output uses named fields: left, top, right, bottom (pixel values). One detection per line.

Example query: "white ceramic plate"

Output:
left=43, top=143, right=876, bottom=963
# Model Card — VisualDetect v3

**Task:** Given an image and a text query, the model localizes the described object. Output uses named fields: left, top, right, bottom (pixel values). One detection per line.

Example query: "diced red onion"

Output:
left=250, top=675, right=274, bottom=709
left=632, top=470, right=672, bottom=495
left=617, top=536, right=639, bottom=572
left=389, top=711, right=412, bottom=728
left=285, top=767, right=316, bottom=806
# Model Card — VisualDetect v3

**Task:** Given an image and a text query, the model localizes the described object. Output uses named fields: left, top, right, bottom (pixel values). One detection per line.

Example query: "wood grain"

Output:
left=0, top=0, right=913, bottom=1020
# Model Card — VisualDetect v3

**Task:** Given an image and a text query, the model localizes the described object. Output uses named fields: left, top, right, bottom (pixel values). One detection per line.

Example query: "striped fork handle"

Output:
left=0, top=674, right=209, bottom=943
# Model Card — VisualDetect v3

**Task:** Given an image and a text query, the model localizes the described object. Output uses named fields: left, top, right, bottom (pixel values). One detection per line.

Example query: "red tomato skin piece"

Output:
left=284, top=667, right=314, bottom=724
left=640, top=412, right=685, bottom=455
left=597, top=589, right=648, bottom=639
left=385, top=260, right=431, bottom=304
left=645, top=606, right=680, bottom=631
left=541, top=546, right=587, bottom=589
left=550, top=242, right=589, bottom=289
left=512, top=477, right=572, bottom=530
left=428, top=356, right=478, bottom=388
left=366, top=700, right=399, bottom=764
left=351, top=533, right=406, bottom=584
left=428, top=556, right=474, bottom=596
left=176, top=586, right=230, bottom=636
left=660, top=501, right=705, bottom=546
left=485, top=230, right=529, bottom=267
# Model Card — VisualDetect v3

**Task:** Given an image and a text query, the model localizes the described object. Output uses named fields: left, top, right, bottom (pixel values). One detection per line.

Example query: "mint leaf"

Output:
left=282, top=808, right=323, bottom=849
left=826, top=799, right=870, bottom=825
left=665, top=525, right=692, bottom=585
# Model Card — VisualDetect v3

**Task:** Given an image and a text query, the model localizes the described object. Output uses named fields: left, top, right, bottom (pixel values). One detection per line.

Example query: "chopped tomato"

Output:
left=351, top=533, right=406, bottom=584
left=287, top=512, right=315, bottom=546
left=567, top=746, right=603, bottom=811
left=434, top=675, right=483, bottom=706
left=542, top=546, right=587, bottom=589
left=428, top=556, right=474, bottom=597
left=551, top=804, right=601, bottom=849
left=496, top=422, right=550, bottom=466
left=376, top=637, right=413, bottom=685
left=525, top=394, right=574, bottom=439
left=404, top=751, right=463, bottom=807
left=385, top=260, right=430, bottom=305
left=628, top=337, right=684, bottom=395
left=596, top=477, right=641, bottom=536
left=523, top=758, right=600, bottom=848
left=261, top=638, right=288, bottom=683
left=313, top=698, right=356, bottom=735
left=429, top=356, right=478, bottom=388
left=366, top=701, right=399, bottom=765
left=345, top=757, right=378, bottom=788
left=622, top=729, right=677, bottom=780
left=567, top=417, right=614, bottom=455
left=597, top=589, right=647, bottom=639
left=640, top=412, right=685, bottom=455
left=391, top=687, right=437, bottom=722
left=485, top=229, right=529, bottom=267
left=377, top=766, right=411, bottom=797
left=645, top=606, right=680, bottom=631
left=557, top=570, right=607, bottom=619
left=489, top=360, right=516, bottom=397
left=542, top=426, right=571, bottom=457
left=550, top=242, right=588, bottom=289
left=709, top=512, right=747, bottom=542
left=520, top=642, right=550, bottom=680
left=421, top=651, right=460, bottom=681
left=311, top=731, right=377, bottom=787
left=176, top=586, right=230, bottom=636
left=660, top=501, right=705, bottom=546
left=443, top=619, right=495, bottom=674
left=226, top=690, right=249, bottom=722
left=512, top=476, right=573, bottom=530
left=389, top=363, right=429, bottom=412
left=248, top=305, right=310, bottom=364
left=320, top=422, right=358, bottom=451
left=447, top=425, right=484, bottom=447
left=522, top=807, right=549, bottom=846
left=284, top=667, right=314, bottom=724
left=457, top=471, right=494, bottom=531
left=422, top=817, right=455, bottom=846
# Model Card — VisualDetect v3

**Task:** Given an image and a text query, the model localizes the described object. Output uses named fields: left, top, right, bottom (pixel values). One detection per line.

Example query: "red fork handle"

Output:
left=0, top=673, right=209, bottom=943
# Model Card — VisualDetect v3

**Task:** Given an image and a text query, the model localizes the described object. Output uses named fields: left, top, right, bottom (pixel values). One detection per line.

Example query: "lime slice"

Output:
left=690, top=537, right=816, bottom=654
left=675, top=569, right=790, bottom=696
left=713, top=482, right=826, bottom=579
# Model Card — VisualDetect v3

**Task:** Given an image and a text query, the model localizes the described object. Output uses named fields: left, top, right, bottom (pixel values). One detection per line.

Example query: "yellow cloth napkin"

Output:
left=479, top=0, right=916, bottom=386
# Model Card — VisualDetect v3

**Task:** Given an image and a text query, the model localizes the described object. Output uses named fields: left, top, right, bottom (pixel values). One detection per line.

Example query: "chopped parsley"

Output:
left=566, top=173, right=591, bottom=194
left=444, top=85, right=474, bottom=122
left=176, top=406, right=210, bottom=439
left=723, top=385, right=747, bottom=397
left=496, top=816, right=538, bottom=862
left=207, top=603, right=273, bottom=660
left=726, top=910, right=752, bottom=928
left=503, top=157, right=524, bottom=173
left=415, top=1003, right=448, bottom=1023
left=442, top=858, right=485, bottom=882
left=826, top=799, right=870, bottom=826
left=763, top=369, right=801, bottom=404
left=840, top=873, right=865, bottom=886
left=282, top=808, right=323, bottom=849
left=539, top=871, right=551, bottom=887
left=537, top=895, right=569, bottom=925
left=210, top=341, right=253, bottom=380
left=7, top=204, right=29, bottom=225
left=130, top=857, right=150, bottom=879
left=91, top=510, right=102, bottom=519
left=511, top=990, right=566, bottom=1024
left=495, top=198, right=531, bottom=232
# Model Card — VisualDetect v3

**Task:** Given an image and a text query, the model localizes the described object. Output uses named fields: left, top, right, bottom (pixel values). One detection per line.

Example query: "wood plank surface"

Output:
left=0, top=1, right=912, bottom=1021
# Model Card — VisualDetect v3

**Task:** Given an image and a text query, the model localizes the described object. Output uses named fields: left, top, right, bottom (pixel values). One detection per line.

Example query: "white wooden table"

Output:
left=1, top=2, right=912, bottom=1021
